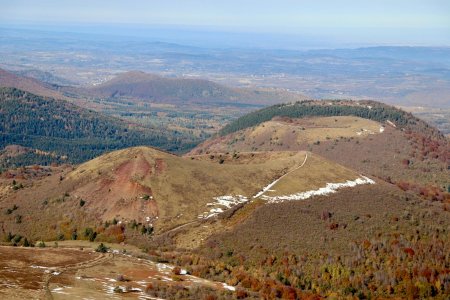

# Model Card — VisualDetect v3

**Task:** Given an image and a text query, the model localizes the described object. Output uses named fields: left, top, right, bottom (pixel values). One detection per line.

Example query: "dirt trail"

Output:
left=161, top=220, right=199, bottom=235
left=253, top=152, right=308, bottom=198
left=42, top=247, right=237, bottom=299
left=160, top=152, right=309, bottom=240
left=44, top=253, right=111, bottom=299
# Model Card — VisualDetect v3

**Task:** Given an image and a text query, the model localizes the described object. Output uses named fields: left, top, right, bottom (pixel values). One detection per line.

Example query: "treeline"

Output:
left=0, top=88, right=196, bottom=167
left=219, top=100, right=437, bottom=136
left=0, top=151, right=66, bottom=169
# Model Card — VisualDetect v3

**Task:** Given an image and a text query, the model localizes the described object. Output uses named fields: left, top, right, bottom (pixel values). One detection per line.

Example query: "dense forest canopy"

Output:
left=0, top=88, right=196, bottom=167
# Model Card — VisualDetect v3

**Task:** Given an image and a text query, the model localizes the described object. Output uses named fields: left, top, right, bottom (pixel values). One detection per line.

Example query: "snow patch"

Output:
left=222, top=283, right=236, bottom=291
left=156, top=263, right=173, bottom=271
left=356, top=128, right=375, bottom=136
left=262, top=176, right=375, bottom=203
left=179, top=269, right=188, bottom=275
left=30, top=265, right=48, bottom=269
left=386, top=120, right=397, bottom=128
left=198, top=195, right=248, bottom=219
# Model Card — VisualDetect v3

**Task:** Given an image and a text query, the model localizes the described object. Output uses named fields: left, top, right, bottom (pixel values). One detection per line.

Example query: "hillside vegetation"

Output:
left=189, top=182, right=450, bottom=299
left=0, top=88, right=197, bottom=168
left=219, top=100, right=441, bottom=137
left=194, top=101, right=449, bottom=204
left=190, top=116, right=384, bottom=154
left=0, top=146, right=367, bottom=244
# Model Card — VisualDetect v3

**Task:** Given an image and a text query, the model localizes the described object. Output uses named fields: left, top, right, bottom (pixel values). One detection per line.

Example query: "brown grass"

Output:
left=0, top=147, right=360, bottom=245
left=189, top=116, right=383, bottom=154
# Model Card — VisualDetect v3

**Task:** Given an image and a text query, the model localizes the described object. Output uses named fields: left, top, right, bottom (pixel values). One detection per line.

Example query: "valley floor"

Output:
left=0, top=241, right=235, bottom=300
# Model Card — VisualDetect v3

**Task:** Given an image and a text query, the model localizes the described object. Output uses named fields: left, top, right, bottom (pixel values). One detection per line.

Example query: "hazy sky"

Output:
left=2, top=0, right=450, bottom=46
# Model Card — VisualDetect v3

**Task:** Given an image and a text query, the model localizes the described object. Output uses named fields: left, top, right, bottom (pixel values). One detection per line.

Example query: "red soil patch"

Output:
left=73, top=154, right=159, bottom=222
left=115, top=154, right=151, bottom=179
left=154, top=158, right=166, bottom=176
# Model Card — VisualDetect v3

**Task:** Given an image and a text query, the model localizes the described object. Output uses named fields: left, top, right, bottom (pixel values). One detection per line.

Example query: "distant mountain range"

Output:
left=86, top=71, right=306, bottom=105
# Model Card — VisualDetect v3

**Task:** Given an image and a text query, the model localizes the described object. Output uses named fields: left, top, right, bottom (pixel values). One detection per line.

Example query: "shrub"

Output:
left=89, top=231, right=97, bottom=242
left=5, top=204, right=18, bottom=215
left=37, top=241, right=46, bottom=248
left=130, top=220, right=138, bottom=230
left=15, top=215, right=22, bottom=224
left=5, top=232, right=14, bottom=242
left=141, top=225, right=154, bottom=235
left=83, top=228, right=97, bottom=241
left=79, top=199, right=86, bottom=207
left=96, top=243, right=109, bottom=253
left=13, top=235, right=22, bottom=244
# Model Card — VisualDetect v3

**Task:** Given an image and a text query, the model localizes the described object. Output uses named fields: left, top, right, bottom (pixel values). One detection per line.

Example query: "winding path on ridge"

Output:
left=161, top=152, right=309, bottom=235
left=253, top=152, right=308, bottom=198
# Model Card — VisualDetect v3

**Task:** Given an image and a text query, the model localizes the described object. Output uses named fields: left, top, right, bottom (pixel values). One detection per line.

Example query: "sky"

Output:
left=1, top=0, right=450, bottom=47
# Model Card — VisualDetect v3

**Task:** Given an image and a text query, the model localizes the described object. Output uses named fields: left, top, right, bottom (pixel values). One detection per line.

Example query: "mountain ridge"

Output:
left=0, top=67, right=65, bottom=100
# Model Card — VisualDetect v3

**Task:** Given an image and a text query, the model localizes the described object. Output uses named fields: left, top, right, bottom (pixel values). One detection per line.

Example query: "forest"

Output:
left=0, top=88, right=198, bottom=168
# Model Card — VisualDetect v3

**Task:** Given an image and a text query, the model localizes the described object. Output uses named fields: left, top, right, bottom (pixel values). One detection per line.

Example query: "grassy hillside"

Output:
left=197, top=121, right=449, bottom=199
left=190, top=116, right=384, bottom=154
left=192, top=102, right=449, bottom=203
left=1, top=140, right=448, bottom=299
left=0, top=88, right=198, bottom=168
left=219, top=100, right=441, bottom=137
left=0, top=146, right=368, bottom=243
